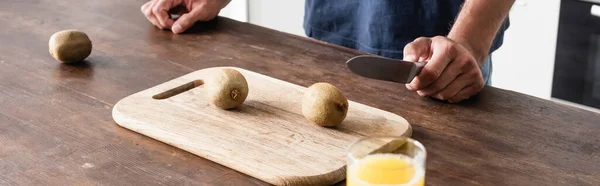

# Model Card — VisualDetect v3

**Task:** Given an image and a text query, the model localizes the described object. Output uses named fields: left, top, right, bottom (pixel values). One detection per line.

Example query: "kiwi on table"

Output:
left=302, top=82, right=349, bottom=127
left=205, top=68, right=249, bottom=109
left=48, top=29, right=92, bottom=63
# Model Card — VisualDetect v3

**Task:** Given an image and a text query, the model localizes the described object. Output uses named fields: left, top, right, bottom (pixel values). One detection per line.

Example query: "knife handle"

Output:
left=414, top=62, right=425, bottom=76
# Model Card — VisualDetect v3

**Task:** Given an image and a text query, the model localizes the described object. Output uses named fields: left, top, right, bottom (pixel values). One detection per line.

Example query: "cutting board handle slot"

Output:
left=152, top=80, right=204, bottom=100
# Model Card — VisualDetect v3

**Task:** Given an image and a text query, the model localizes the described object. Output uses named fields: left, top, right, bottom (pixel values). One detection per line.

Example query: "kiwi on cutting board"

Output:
left=302, top=82, right=349, bottom=127
left=204, top=68, right=249, bottom=110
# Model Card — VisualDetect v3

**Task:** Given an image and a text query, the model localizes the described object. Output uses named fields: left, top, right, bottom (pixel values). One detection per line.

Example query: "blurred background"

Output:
left=219, top=0, right=600, bottom=113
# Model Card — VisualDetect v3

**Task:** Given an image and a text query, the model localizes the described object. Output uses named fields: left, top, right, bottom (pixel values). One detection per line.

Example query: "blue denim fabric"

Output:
left=303, top=0, right=507, bottom=85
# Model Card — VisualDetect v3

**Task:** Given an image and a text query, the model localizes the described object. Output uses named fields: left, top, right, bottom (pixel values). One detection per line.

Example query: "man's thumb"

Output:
left=403, top=37, right=432, bottom=62
left=172, top=10, right=202, bottom=34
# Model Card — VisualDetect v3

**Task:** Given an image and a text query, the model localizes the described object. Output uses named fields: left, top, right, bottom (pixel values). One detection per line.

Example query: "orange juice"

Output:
left=347, top=153, right=424, bottom=186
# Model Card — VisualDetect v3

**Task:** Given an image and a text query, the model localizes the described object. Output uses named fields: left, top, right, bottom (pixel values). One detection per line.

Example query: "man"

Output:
left=141, top=0, right=514, bottom=103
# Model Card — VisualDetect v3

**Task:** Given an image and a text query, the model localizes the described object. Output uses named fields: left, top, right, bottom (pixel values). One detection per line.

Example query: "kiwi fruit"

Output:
left=302, top=82, right=349, bottom=127
left=48, top=29, right=92, bottom=63
left=205, top=68, right=249, bottom=109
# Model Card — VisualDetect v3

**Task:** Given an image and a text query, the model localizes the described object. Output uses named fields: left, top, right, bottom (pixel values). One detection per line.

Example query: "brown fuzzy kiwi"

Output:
left=302, top=82, right=349, bottom=127
left=49, top=29, right=92, bottom=63
left=204, top=68, right=249, bottom=109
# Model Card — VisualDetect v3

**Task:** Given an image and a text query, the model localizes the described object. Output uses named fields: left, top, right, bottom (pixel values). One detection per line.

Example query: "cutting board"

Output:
left=112, top=67, right=412, bottom=186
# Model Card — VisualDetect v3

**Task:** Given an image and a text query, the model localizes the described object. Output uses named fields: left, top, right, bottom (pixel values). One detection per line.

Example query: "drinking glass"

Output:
left=347, top=137, right=427, bottom=186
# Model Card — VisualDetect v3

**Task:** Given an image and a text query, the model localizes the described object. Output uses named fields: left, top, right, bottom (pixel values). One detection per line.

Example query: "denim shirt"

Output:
left=303, top=0, right=510, bottom=84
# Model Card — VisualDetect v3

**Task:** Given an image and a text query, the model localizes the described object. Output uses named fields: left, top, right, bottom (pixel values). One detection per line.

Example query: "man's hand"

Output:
left=401, top=0, right=513, bottom=103
left=141, top=0, right=231, bottom=34
left=403, top=36, right=485, bottom=103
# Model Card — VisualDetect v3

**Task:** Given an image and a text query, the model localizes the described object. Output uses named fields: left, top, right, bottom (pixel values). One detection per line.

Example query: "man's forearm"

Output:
left=448, top=0, right=514, bottom=65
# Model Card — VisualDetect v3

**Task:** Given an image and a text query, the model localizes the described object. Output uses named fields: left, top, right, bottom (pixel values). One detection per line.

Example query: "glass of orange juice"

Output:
left=347, top=137, right=427, bottom=186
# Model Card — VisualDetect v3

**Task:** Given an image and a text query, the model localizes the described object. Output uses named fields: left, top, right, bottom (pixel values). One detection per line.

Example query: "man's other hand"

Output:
left=141, top=0, right=231, bottom=34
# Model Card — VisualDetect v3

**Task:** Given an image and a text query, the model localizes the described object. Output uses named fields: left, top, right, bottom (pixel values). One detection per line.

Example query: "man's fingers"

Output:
left=416, top=57, right=466, bottom=96
left=447, top=83, right=484, bottom=103
left=141, top=1, right=151, bottom=11
left=152, top=0, right=177, bottom=29
left=403, top=37, right=431, bottom=62
left=142, top=1, right=163, bottom=29
left=428, top=72, right=471, bottom=100
left=403, top=37, right=431, bottom=91
left=172, top=8, right=208, bottom=34
left=408, top=37, right=456, bottom=90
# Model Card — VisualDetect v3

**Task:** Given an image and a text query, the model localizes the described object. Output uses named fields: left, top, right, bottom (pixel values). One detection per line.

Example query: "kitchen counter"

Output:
left=1, top=0, right=599, bottom=185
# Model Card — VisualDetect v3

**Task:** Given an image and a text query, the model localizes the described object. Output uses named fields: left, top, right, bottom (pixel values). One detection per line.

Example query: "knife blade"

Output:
left=345, top=55, right=425, bottom=84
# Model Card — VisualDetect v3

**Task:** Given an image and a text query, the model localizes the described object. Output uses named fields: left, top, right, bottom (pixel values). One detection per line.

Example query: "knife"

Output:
left=345, top=55, right=426, bottom=84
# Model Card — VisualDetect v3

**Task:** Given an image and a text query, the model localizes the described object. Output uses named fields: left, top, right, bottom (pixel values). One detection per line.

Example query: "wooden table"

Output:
left=1, top=1, right=599, bottom=185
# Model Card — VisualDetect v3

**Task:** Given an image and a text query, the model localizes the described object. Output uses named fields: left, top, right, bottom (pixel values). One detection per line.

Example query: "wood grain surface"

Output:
left=113, top=67, right=411, bottom=185
left=0, top=0, right=599, bottom=185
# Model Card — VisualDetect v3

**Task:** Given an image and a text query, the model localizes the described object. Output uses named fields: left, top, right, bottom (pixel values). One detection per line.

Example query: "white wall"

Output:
left=491, top=0, right=561, bottom=99
left=220, top=0, right=562, bottom=100
left=219, top=0, right=249, bottom=22
left=247, top=0, right=306, bottom=36
left=219, top=0, right=305, bottom=36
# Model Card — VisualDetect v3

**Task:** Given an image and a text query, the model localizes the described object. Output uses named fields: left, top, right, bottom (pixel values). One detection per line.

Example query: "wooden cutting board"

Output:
left=112, top=67, right=412, bottom=186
